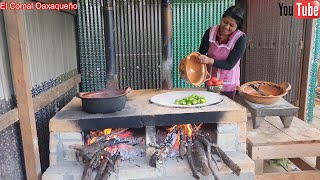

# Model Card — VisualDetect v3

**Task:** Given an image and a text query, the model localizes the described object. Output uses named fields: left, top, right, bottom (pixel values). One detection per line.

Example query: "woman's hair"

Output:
left=222, top=6, right=244, bottom=30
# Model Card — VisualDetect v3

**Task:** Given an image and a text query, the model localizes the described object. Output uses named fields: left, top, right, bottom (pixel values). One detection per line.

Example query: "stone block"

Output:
left=217, top=123, right=239, bottom=133
left=49, top=153, right=57, bottom=165
left=59, top=132, right=83, bottom=141
left=62, top=141, right=80, bottom=162
left=236, top=142, right=247, bottom=154
left=42, top=163, right=83, bottom=180
left=217, top=133, right=237, bottom=152
left=238, top=122, right=247, bottom=143
left=49, top=133, right=59, bottom=153
left=49, top=132, right=83, bottom=165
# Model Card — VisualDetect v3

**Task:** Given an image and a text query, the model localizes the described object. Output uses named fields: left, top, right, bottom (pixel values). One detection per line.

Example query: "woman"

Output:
left=197, top=6, right=247, bottom=100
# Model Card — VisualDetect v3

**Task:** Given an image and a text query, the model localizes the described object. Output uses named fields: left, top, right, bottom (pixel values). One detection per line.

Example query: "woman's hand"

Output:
left=197, top=55, right=214, bottom=65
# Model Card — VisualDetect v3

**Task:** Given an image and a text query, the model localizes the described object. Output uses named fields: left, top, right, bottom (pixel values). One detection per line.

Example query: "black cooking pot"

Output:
left=76, top=87, right=131, bottom=114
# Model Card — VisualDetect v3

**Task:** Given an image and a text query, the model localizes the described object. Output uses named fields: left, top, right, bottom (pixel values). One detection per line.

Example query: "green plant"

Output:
left=269, top=159, right=291, bottom=169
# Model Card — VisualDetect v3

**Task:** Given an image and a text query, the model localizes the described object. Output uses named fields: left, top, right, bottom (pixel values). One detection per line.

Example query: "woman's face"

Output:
left=219, top=16, right=238, bottom=36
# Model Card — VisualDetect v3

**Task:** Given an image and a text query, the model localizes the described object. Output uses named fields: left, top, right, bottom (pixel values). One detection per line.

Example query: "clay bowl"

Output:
left=236, top=81, right=291, bottom=104
left=179, top=52, right=211, bottom=87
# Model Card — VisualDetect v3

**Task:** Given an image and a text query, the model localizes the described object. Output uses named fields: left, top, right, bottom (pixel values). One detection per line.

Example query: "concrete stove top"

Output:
left=50, top=88, right=247, bottom=131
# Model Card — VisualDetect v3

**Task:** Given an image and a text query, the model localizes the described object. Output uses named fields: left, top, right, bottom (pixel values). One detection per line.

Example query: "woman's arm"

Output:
left=213, top=35, right=247, bottom=70
left=198, top=28, right=210, bottom=55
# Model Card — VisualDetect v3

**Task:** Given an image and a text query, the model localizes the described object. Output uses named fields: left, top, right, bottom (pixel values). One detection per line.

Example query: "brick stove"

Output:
left=43, top=89, right=255, bottom=180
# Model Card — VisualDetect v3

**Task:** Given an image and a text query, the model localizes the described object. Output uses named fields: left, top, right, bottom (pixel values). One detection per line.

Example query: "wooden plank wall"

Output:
left=3, top=2, right=42, bottom=178
left=0, top=0, right=79, bottom=179
left=0, top=8, right=13, bottom=102
left=25, top=0, right=77, bottom=86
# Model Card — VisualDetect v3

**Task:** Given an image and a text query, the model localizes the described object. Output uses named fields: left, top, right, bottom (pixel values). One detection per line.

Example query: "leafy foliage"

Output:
left=269, top=159, right=291, bottom=169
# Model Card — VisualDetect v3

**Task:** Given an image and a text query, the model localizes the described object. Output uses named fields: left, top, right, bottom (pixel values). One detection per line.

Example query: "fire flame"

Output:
left=87, top=128, right=137, bottom=158
left=87, top=124, right=202, bottom=157
left=186, top=124, right=193, bottom=137
left=104, top=128, right=112, bottom=135
left=167, top=124, right=201, bottom=140
left=87, top=128, right=133, bottom=145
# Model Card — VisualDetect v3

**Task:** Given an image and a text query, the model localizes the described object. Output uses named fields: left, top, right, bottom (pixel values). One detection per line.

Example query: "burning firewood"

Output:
left=94, top=158, right=109, bottom=180
left=81, top=162, right=94, bottom=180
left=100, top=153, right=122, bottom=180
left=186, top=137, right=200, bottom=180
left=70, top=127, right=139, bottom=180
left=94, top=128, right=129, bottom=143
left=100, top=161, right=115, bottom=180
left=193, top=123, right=203, bottom=134
left=121, top=137, right=143, bottom=145
left=195, top=135, right=220, bottom=180
left=69, top=138, right=129, bottom=160
left=213, top=147, right=241, bottom=176
left=149, top=127, right=178, bottom=168
left=192, top=139, right=210, bottom=176
left=70, top=142, right=105, bottom=160
left=179, top=128, right=187, bottom=159
left=81, top=150, right=105, bottom=180
left=196, top=134, right=241, bottom=176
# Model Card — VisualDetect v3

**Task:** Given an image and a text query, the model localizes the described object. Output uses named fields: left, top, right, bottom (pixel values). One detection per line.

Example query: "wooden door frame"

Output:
left=298, top=19, right=317, bottom=121
left=237, top=0, right=316, bottom=121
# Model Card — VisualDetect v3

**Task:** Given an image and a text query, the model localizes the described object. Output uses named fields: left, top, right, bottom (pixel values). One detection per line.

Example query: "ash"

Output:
left=118, top=142, right=146, bottom=160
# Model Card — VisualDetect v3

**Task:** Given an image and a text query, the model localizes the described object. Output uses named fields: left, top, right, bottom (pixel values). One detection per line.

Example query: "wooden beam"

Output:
left=250, top=142, right=320, bottom=160
left=0, top=74, right=81, bottom=131
left=33, top=74, right=81, bottom=112
left=298, top=19, right=316, bottom=121
left=255, top=170, right=320, bottom=180
left=3, top=1, right=41, bottom=179
left=289, top=158, right=316, bottom=171
left=0, top=109, right=18, bottom=131
left=33, top=0, right=77, bottom=15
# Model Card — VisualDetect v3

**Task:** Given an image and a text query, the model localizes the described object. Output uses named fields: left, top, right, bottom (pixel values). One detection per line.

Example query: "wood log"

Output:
left=81, top=162, right=93, bottom=180
left=100, top=153, right=121, bottom=180
left=94, top=158, right=109, bottom=180
left=120, top=137, right=143, bottom=145
left=179, top=128, right=187, bottom=159
left=149, top=128, right=178, bottom=168
left=193, top=124, right=203, bottom=134
left=213, top=147, right=241, bottom=176
left=186, top=137, right=200, bottom=180
left=196, top=135, right=219, bottom=180
left=114, top=153, right=122, bottom=179
left=192, top=139, right=210, bottom=176
left=95, top=128, right=129, bottom=143
left=114, top=154, right=122, bottom=171
left=100, top=162, right=113, bottom=180
left=70, top=142, right=105, bottom=160
left=69, top=138, right=129, bottom=160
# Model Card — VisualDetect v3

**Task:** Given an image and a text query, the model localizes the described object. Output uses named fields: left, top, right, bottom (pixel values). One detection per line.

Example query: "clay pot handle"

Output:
left=76, top=92, right=85, bottom=98
left=204, top=71, right=211, bottom=82
left=236, top=85, right=243, bottom=93
left=124, top=87, right=132, bottom=95
left=280, top=82, right=291, bottom=92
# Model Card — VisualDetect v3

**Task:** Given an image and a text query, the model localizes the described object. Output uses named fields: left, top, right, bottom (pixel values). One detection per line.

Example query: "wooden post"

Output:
left=298, top=19, right=316, bottom=121
left=3, top=0, right=42, bottom=179
left=161, top=0, right=173, bottom=90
